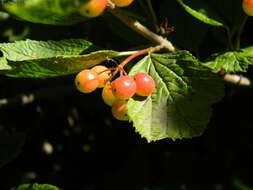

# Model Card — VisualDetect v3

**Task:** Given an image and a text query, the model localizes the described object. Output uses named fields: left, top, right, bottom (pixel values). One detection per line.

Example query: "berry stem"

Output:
left=218, top=70, right=252, bottom=86
left=108, top=7, right=175, bottom=52
left=119, top=45, right=162, bottom=69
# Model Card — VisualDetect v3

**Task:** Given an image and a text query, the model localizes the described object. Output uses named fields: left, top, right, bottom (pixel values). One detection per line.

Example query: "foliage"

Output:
left=10, top=184, right=60, bottom=190
left=127, top=51, right=224, bottom=141
left=0, top=0, right=252, bottom=188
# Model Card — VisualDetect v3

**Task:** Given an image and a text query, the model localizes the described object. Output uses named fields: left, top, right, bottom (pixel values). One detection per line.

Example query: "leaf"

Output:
left=10, top=183, right=60, bottom=190
left=0, top=131, right=26, bottom=168
left=204, top=46, right=253, bottom=73
left=176, top=0, right=225, bottom=27
left=3, top=0, right=87, bottom=25
left=0, top=39, right=120, bottom=78
left=127, top=51, right=224, bottom=142
left=2, top=50, right=119, bottom=78
left=0, top=39, right=92, bottom=61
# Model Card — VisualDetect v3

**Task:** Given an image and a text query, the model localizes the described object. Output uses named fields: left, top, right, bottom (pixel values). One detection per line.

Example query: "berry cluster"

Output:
left=79, top=0, right=135, bottom=18
left=75, top=65, right=155, bottom=121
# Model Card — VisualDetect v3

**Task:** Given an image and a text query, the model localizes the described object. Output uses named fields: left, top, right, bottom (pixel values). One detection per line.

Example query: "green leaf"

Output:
left=10, top=183, right=60, bottom=190
left=176, top=0, right=225, bottom=27
left=0, top=39, right=92, bottom=61
left=127, top=51, right=224, bottom=142
left=3, top=0, right=87, bottom=25
left=0, top=131, right=26, bottom=168
left=204, top=46, right=253, bottom=73
left=2, top=50, right=119, bottom=78
left=0, top=39, right=120, bottom=78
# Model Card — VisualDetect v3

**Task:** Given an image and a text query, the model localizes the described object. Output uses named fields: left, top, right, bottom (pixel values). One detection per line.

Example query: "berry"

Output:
left=243, top=0, right=253, bottom=16
left=134, top=72, right=155, bottom=96
left=111, top=75, right=136, bottom=99
left=91, top=65, right=111, bottom=88
left=75, top=69, right=99, bottom=93
left=111, top=0, right=134, bottom=7
left=111, top=99, right=129, bottom=121
left=102, top=82, right=117, bottom=106
left=79, top=0, right=108, bottom=18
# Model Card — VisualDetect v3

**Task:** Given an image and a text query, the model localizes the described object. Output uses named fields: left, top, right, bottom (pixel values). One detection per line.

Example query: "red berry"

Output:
left=102, top=82, right=117, bottom=106
left=75, top=69, right=99, bottom=93
left=91, top=65, right=111, bottom=88
left=111, top=0, right=134, bottom=7
left=134, top=72, right=155, bottom=96
left=79, top=0, right=108, bottom=18
left=111, top=99, right=129, bottom=121
left=111, top=75, right=136, bottom=99
left=243, top=0, right=253, bottom=16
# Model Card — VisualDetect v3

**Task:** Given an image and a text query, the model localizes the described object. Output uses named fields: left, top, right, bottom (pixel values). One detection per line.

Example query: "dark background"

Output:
left=0, top=0, right=253, bottom=189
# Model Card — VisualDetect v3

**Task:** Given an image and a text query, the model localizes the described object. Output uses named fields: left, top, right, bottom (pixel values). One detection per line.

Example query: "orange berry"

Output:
left=102, top=82, right=117, bottom=106
left=134, top=72, right=155, bottom=96
left=79, top=0, right=108, bottom=18
left=75, top=69, right=99, bottom=93
left=111, top=75, right=136, bottom=100
left=111, top=0, right=134, bottom=7
left=91, top=65, right=111, bottom=88
left=111, top=99, right=129, bottom=121
left=243, top=0, right=253, bottom=16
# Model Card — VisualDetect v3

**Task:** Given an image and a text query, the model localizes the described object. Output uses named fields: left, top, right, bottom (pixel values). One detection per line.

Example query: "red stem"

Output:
left=119, top=48, right=152, bottom=69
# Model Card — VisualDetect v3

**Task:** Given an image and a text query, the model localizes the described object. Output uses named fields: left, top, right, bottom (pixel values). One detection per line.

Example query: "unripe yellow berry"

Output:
left=79, top=0, right=108, bottom=18
left=111, top=0, right=134, bottom=7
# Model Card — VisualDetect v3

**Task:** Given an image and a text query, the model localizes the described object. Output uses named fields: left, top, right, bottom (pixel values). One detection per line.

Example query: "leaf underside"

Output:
left=176, top=0, right=225, bottom=27
left=204, top=46, right=253, bottom=73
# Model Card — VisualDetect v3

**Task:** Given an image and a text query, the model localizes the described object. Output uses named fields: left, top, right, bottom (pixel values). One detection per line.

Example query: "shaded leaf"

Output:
left=127, top=51, right=224, bottom=142
left=204, top=46, right=253, bottom=73
left=176, top=0, right=225, bottom=27
left=3, top=0, right=87, bottom=25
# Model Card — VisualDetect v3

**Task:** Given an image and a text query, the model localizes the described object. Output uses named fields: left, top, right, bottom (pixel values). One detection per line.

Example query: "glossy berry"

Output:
left=79, top=0, right=108, bottom=18
left=111, top=99, right=129, bottom=121
left=75, top=69, right=99, bottom=93
left=243, top=0, right=253, bottom=16
left=134, top=72, right=155, bottom=96
left=91, top=65, right=111, bottom=88
left=111, top=75, right=136, bottom=99
left=102, top=82, right=117, bottom=106
left=111, top=0, right=134, bottom=7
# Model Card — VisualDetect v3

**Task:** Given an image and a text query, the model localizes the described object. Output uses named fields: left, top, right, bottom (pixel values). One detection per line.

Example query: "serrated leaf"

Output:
left=127, top=51, right=224, bottom=142
left=0, top=39, right=92, bottom=61
left=0, top=131, right=26, bottom=168
left=204, top=46, right=253, bottom=73
left=10, top=183, right=60, bottom=190
left=176, top=0, right=225, bottom=27
left=2, top=50, right=119, bottom=78
left=0, top=39, right=120, bottom=78
left=3, top=0, right=87, bottom=25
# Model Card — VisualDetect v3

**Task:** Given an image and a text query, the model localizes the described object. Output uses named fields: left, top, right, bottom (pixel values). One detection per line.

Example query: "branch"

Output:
left=218, top=71, right=251, bottom=86
left=108, top=7, right=175, bottom=52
